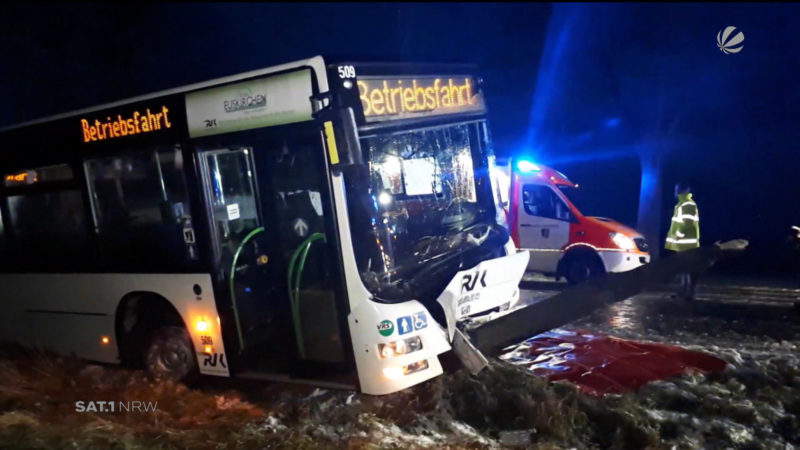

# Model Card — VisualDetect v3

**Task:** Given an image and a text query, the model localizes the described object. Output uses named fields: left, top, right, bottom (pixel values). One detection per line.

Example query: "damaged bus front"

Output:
left=324, top=63, right=528, bottom=394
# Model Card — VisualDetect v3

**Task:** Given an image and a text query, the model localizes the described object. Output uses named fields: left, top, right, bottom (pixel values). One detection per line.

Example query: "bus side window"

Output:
left=85, top=147, right=195, bottom=268
left=6, top=190, right=90, bottom=268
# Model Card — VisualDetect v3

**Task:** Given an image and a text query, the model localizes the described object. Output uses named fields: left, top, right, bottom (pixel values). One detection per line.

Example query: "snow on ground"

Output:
left=0, top=285, right=798, bottom=448
left=560, top=291, right=800, bottom=448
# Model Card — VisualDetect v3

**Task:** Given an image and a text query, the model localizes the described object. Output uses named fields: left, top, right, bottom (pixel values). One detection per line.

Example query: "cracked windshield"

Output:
left=351, top=123, right=503, bottom=299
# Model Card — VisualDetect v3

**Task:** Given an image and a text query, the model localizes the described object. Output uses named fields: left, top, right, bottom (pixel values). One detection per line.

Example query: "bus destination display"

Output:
left=358, top=76, right=485, bottom=122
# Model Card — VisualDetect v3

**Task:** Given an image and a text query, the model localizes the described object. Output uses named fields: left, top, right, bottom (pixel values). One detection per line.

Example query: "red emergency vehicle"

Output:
left=492, top=158, right=650, bottom=284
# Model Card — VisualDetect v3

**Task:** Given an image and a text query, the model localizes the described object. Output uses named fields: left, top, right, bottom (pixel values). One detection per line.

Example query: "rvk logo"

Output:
left=461, top=269, right=487, bottom=293
left=717, top=26, right=744, bottom=54
left=203, top=352, right=226, bottom=369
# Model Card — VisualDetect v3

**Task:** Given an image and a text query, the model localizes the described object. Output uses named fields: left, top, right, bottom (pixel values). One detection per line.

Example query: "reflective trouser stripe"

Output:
left=666, top=238, right=698, bottom=244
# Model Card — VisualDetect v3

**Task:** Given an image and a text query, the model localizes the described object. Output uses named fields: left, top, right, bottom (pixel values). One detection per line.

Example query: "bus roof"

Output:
left=0, top=56, right=328, bottom=133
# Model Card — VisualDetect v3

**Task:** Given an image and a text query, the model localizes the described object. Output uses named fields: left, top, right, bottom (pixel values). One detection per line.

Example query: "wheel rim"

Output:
left=147, top=331, right=194, bottom=380
left=569, top=260, right=592, bottom=283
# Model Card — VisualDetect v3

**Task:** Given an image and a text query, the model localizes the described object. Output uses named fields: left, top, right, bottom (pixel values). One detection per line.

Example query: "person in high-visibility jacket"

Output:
left=665, top=182, right=700, bottom=300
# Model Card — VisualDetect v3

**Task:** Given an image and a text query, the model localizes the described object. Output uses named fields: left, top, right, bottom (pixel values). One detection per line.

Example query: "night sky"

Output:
left=2, top=3, right=799, bottom=275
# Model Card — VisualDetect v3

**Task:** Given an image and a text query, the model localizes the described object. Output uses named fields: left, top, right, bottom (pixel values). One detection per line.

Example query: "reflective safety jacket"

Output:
left=665, top=193, right=699, bottom=252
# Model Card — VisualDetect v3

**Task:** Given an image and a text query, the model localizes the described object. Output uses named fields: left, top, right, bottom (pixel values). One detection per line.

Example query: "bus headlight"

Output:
left=378, top=336, right=423, bottom=359
left=403, top=359, right=429, bottom=375
left=382, top=360, right=430, bottom=379
left=382, top=367, right=404, bottom=379
left=609, top=232, right=635, bottom=251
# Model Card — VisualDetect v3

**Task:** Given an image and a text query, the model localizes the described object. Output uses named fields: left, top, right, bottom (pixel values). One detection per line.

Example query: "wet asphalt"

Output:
left=518, top=280, right=800, bottom=346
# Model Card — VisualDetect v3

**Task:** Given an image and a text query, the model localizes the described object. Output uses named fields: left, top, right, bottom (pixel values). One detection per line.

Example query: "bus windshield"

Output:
left=344, top=122, right=508, bottom=302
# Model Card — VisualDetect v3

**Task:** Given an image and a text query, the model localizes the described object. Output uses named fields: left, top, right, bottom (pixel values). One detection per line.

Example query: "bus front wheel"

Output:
left=144, top=326, right=199, bottom=383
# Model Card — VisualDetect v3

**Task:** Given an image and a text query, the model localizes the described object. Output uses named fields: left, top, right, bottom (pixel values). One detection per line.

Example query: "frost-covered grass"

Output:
left=561, top=294, right=800, bottom=448
left=0, top=344, right=497, bottom=449
left=0, top=290, right=798, bottom=449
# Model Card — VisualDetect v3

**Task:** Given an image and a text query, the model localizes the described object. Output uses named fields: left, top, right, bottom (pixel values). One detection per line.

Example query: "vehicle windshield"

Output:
left=344, top=122, right=508, bottom=302
left=557, top=185, right=589, bottom=215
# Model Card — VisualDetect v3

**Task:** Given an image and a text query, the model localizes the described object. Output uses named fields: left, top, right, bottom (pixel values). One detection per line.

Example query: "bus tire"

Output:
left=144, top=326, right=199, bottom=384
left=564, top=253, right=605, bottom=285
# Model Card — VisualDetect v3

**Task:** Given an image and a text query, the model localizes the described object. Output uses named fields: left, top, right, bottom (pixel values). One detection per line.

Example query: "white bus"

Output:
left=0, top=56, right=527, bottom=395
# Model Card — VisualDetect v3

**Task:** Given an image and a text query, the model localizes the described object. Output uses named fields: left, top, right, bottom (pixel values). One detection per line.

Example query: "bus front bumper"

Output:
left=347, top=251, right=529, bottom=395
left=348, top=299, right=451, bottom=395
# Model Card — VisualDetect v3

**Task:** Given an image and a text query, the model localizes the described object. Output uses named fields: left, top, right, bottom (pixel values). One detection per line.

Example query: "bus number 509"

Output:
left=337, top=65, right=356, bottom=79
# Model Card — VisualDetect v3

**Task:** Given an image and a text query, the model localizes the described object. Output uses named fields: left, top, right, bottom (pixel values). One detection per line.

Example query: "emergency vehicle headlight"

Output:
left=610, top=232, right=635, bottom=250
left=378, top=336, right=423, bottom=359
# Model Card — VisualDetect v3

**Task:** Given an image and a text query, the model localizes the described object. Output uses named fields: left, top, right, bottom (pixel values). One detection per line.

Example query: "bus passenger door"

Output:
left=198, top=136, right=349, bottom=375
left=198, top=148, right=278, bottom=354
left=254, top=135, right=347, bottom=369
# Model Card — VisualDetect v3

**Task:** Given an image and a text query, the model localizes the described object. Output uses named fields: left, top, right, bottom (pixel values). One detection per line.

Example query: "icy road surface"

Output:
left=0, top=282, right=798, bottom=449
left=502, top=281, right=800, bottom=448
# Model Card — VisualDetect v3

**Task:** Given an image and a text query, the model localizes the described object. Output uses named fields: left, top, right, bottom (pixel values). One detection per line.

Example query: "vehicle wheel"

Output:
left=565, top=254, right=605, bottom=285
left=144, top=326, right=199, bottom=383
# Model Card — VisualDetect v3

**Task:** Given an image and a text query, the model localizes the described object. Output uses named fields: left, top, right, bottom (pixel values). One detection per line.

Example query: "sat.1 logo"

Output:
left=717, top=26, right=744, bottom=54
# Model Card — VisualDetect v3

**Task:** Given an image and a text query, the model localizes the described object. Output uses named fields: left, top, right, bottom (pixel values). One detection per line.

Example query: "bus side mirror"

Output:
left=318, top=107, right=363, bottom=169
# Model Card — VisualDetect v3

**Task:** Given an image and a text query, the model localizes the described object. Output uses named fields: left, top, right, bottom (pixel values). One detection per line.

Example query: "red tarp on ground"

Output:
left=506, top=329, right=727, bottom=395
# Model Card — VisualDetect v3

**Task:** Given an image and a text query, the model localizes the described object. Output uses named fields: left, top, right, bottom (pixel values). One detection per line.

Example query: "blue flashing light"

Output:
left=605, top=117, right=621, bottom=128
left=516, top=160, right=541, bottom=173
